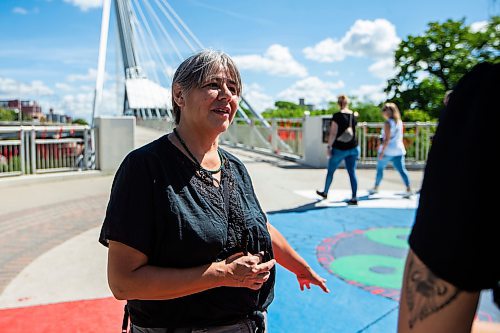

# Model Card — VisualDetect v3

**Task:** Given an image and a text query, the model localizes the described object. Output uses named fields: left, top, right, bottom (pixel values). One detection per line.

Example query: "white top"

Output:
left=379, top=118, right=406, bottom=156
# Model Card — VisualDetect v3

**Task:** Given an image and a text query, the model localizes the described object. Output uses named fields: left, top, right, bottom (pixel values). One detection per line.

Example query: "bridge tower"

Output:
left=114, top=0, right=171, bottom=119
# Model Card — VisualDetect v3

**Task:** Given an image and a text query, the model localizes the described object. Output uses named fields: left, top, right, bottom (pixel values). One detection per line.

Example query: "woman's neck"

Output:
left=173, top=124, right=219, bottom=161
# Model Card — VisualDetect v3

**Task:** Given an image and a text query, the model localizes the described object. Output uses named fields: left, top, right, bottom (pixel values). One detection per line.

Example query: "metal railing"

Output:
left=0, top=125, right=94, bottom=178
left=221, top=118, right=303, bottom=159
left=221, top=118, right=437, bottom=167
left=356, top=122, right=436, bottom=167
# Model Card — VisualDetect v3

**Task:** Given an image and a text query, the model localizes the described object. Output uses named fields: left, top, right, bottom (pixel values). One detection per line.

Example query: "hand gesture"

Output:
left=223, top=252, right=276, bottom=290
left=296, top=266, right=329, bottom=293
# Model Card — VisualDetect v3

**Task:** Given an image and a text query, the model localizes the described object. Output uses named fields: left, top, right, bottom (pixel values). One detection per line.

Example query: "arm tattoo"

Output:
left=405, top=254, right=461, bottom=329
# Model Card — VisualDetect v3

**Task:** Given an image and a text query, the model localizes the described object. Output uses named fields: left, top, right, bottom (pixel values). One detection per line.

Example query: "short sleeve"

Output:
left=99, top=150, right=156, bottom=257
left=409, top=62, right=499, bottom=291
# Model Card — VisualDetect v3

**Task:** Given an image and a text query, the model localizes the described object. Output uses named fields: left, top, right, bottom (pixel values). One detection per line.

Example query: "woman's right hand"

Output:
left=220, top=252, right=276, bottom=290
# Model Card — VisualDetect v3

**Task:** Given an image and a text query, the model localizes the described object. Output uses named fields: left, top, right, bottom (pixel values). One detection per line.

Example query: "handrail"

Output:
left=0, top=125, right=94, bottom=177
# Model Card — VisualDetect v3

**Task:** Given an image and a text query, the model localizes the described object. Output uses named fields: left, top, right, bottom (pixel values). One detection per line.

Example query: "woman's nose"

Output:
left=218, top=84, right=233, bottom=99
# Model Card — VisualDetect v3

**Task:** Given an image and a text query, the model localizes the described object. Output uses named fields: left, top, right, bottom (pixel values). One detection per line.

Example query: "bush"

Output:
left=402, top=109, right=433, bottom=122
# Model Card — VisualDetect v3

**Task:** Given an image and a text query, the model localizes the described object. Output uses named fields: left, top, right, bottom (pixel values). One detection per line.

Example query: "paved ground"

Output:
left=0, top=126, right=497, bottom=332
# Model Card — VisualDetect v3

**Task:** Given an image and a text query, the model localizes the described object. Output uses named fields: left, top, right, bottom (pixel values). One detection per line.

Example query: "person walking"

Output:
left=316, top=94, right=360, bottom=205
left=368, top=102, right=412, bottom=197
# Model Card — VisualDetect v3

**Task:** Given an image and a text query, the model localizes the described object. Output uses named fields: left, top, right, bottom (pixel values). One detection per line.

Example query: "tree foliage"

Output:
left=0, top=109, right=17, bottom=121
left=386, top=16, right=499, bottom=118
left=261, top=98, right=386, bottom=122
left=261, top=101, right=309, bottom=119
left=72, top=118, right=89, bottom=126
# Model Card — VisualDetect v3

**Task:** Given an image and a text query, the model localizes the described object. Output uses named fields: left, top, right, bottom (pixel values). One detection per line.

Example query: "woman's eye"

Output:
left=228, top=86, right=238, bottom=94
left=203, top=82, right=218, bottom=89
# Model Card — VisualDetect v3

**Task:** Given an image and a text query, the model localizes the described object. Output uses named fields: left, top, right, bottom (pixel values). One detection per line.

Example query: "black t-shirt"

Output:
left=99, top=135, right=275, bottom=328
left=409, top=62, right=499, bottom=292
left=332, top=111, right=358, bottom=150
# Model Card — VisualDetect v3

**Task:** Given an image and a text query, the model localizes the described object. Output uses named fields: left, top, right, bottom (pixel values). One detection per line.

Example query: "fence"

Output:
left=0, top=125, right=93, bottom=178
left=221, top=118, right=437, bottom=167
left=221, top=118, right=304, bottom=159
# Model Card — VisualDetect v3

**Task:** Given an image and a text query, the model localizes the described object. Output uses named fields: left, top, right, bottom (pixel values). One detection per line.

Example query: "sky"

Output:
left=0, top=0, right=498, bottom=121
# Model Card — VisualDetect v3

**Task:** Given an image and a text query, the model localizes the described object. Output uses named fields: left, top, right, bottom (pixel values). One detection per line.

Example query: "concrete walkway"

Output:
left=0, top=126, right=497, bottom=332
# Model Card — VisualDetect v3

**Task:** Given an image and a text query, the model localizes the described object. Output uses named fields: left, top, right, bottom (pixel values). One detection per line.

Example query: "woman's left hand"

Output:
left=296, top=266, right=330, bottom=293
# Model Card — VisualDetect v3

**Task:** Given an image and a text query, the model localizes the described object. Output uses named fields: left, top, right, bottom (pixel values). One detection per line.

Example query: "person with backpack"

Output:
left=316, top=94, right=360, bottom=205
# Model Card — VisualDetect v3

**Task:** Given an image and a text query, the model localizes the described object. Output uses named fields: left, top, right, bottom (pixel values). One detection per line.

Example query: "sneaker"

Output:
left=368, top=188, right=378, bottom=195
left=402, top=190, right=413, bottom=198
left=316, top=190, right=328, bottom=199
left=347, top=198, right=358, bottom=205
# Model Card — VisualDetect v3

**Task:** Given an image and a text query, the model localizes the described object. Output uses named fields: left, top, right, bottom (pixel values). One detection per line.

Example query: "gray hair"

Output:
left=171, top=49, right=242, bottom=124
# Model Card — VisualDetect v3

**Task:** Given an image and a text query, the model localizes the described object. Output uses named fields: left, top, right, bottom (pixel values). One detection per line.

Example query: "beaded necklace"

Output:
left=173, top=128, right=224, bottom=175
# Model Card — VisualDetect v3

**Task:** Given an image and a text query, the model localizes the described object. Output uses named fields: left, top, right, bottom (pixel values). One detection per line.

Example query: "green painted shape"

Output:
left=330, top=255, right=404, bottom=289
left=365, top=227, right=410, bottom=249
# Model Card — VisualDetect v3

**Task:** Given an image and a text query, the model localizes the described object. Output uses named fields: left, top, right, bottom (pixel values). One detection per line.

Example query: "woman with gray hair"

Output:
left=99, top=49, right=328, bottom=333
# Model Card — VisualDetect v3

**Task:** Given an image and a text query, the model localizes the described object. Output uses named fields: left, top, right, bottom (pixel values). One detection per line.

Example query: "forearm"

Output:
left=267, top=223, right=309, bottom=274
left=109, top=261, right=225, bottom=300
left=327, top=123, right=337, bottom=147
left=108, top=241, right=274, bottom=301
left=397, top=250, right=479, bottom=333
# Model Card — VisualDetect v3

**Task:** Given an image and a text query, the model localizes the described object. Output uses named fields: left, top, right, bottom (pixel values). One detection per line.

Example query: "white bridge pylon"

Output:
left=92, top=0, right=271, bottom=127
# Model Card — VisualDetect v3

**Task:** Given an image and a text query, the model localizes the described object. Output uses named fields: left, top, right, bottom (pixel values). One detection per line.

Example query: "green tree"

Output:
left=261, top=101, right=308, bottom=119
left=402, top=109, right=432, bottom=122
left=386, top=16, right=499, bottom=118
left=0, top=109, right=17, bottom=121
left=350, top=99, right=384, bottom=122
left=72, top=118, right=89, bottom=126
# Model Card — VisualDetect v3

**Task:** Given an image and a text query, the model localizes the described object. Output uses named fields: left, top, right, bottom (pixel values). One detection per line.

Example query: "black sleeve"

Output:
left=99, top=150, right=156, bottom=257
left=408, top=62, right=499, bottom=292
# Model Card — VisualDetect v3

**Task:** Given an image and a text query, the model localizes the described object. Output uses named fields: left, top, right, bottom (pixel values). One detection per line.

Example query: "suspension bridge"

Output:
left=0, top=1, right=497, bottom=332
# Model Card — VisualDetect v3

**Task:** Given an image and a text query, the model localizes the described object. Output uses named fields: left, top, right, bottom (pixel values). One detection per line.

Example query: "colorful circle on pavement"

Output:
left=317, top=227, right=410, bottom=300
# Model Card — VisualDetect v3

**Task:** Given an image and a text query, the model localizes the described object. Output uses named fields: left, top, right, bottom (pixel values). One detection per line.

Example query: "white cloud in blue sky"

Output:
left=303, top=19, right=400, bottom=63
left=12, top=7, right=28, bottom=15
left=277, top=77, right=345, bottom=108
left=233, top=44, right=308, bottom=78
left=63, top=0, right=102, bottom=11
left=0, top=0, right=495, bottom=119
left=0, top=77, right=54, bottom=98
left=351, top=83, right=388, bottom=103
left=243, top=83, right=275, bottom=112
left=369, top=58, right=397, bottom=80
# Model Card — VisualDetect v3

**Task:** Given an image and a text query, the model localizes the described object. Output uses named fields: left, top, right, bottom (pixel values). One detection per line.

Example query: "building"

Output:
left=0, top=99, right=45, bottom=121
left=298, top=98, right=314, bottom=111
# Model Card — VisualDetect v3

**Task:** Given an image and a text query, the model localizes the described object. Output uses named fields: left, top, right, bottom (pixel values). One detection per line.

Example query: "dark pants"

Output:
left=130, top=317, right=264, bottom=333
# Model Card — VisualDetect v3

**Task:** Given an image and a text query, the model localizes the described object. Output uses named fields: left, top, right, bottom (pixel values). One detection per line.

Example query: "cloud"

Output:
left=303, top=19, right=400, bottom=62
left=470, top=21, right=488, bottom=33
left=233, top=44, right=308, bottom=77
left=67, top=68, right=98, bottom=82
left=55, top=83, right=74, bottom=92
left=63, top=0, right=102, bottom=11
left=66, top=68, right=110, bottom=83
left=277, top=77, right=344, bottom=107
left=303, top=38, right=346, bottom=62
left=53, top=87, right=122, bottom=121
left=12, top=7, right=28, bottom=15
left=325, top=70, right=340, bottom=77
left=351, top=83, right=387, bottom=103
left=0, top=77, right=54, bottom=98
left=242, top=83, right=275, bottom=113
left=368, top=58, right=397, bottom=80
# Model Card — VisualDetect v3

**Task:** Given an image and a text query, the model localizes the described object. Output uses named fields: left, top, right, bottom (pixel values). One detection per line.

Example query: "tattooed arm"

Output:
left=397, top=250, right=480, bottom=333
